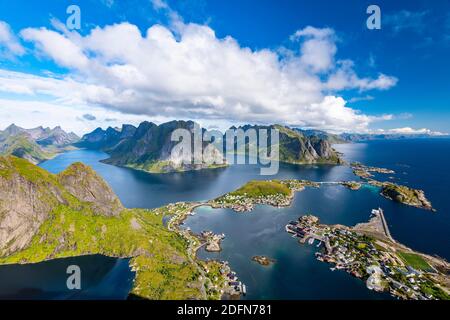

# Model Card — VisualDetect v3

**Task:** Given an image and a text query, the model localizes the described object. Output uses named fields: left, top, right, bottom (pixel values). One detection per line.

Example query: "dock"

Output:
left=372, top=208, right=394, bottom=242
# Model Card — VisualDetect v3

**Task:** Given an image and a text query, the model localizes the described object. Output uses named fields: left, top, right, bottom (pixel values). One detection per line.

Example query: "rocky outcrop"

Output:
left=57, top=162, right=123, bottom=216
left=380, top=183, right=434, bottom=211
left=0, top=156, right=124, bottom=256
left=252, top=256, right=276, bottom=266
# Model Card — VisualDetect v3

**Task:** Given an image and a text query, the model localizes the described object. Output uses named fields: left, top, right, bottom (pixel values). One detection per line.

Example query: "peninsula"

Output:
left=286, top=212, right=449, bottom=300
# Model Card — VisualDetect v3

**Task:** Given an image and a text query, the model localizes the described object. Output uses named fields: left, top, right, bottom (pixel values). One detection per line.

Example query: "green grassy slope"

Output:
left=0, top=156, right=203, bottom=299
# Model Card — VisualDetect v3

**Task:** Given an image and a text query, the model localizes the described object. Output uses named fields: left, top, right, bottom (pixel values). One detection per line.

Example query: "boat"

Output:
left=285, top=225, right=296, bottom=234
left=308, top=238, right=315, bottom=245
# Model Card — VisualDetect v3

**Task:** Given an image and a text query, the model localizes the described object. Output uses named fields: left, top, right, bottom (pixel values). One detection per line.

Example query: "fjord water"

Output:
left=0, top=255, right=134, bottom=299
left=1, top=138, right=448, bottom=299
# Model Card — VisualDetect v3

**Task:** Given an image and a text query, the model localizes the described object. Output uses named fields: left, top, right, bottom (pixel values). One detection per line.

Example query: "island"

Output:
left=252, top=256, right=276, bottom=266
left=285, top=211, right=450, bottom=300
left=349, top=162, right=435, bottom=211
left=340, top=181, right=362, bottom=190
left=351, top=162, right=395, bottom=179
left=380, top=183, right=434, bottom=211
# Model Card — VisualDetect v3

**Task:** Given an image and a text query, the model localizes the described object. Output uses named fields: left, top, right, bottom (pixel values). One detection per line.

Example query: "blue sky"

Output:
left=0, top=0, right=448, bottom=135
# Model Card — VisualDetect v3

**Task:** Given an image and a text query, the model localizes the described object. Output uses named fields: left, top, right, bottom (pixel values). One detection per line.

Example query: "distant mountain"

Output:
left=292, top=128, right=448, bottom=143
left=77, top=121, right=225, bottom=173
left=237, top=124, right=342, bottom=164
left=78, top=121, right=342, bottom=173
left=0, top=124, right=79, bottom=164
left=338, top=132, right=449, bottom=142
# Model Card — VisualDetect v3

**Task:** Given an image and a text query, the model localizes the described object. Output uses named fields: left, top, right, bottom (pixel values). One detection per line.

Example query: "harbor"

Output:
left=285, top=210, right=450, bottom=300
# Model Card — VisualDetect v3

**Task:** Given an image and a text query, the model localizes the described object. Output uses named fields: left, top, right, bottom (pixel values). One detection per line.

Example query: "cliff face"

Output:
left=0, top=156, right=123, bottom=256
left=262, top=125, right=341, bottom=164
left=57, top=162, right=123, bottom=216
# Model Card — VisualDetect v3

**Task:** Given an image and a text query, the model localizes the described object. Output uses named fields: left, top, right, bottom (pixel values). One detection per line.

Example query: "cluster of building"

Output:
left=219, top=262, right=247, bottom=297
left=200, top=230, right=225, bottom=252
left=211, top=192, right=292, bottom=212
left=286, top=214, right=448, bottom=300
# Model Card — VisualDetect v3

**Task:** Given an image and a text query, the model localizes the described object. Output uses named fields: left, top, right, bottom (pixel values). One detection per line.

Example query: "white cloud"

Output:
left=21, top=27, right=89, bottom=69
left=375, top=127, right=446, bottom=136
left=291, top=26, right=336, bottom=72
left=0, top=15, right=399, bottom=133
left=0, top=21, right=25, bottom=58
left=348, top=95, right=374, bottom=103
left=326, top=60, right=398, bottom=91
left=151, top=0, right=169, bottom=10
left=384, top=10, right=429, bottom=34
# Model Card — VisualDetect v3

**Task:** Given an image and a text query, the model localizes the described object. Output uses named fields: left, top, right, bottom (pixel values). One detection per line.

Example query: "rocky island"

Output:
left=351, top=162, right=395, bottom=179
left=252, top=256, right=276, bottom=266
left=349, top=162, right=435, bottom=211
left=340, top=181, right=363, bottom=190
left=380, top=183, right=435, bottom=211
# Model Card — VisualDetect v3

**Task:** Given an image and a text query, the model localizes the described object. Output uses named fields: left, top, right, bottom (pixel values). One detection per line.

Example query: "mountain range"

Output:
left=0, top=124, right=79, bottom=164
left=76, top=120, right=343, bottom=173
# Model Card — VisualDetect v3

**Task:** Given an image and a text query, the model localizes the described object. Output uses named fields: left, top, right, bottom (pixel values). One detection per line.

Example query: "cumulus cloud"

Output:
left=0, top=11, right=399, bottom=133
left=0, top=21, right=25, bottom=58
left=290, top=26, right=336, bottom=72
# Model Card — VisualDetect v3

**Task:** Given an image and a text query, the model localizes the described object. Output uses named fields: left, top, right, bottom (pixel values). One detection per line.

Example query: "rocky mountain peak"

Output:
left=57, top=162, right=123, bottom=216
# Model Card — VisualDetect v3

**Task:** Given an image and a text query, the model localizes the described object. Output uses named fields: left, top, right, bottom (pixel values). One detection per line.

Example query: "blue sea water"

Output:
left=0, top=255, right=134, bottom=300
left=1, top=138, right=448, bottom=299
